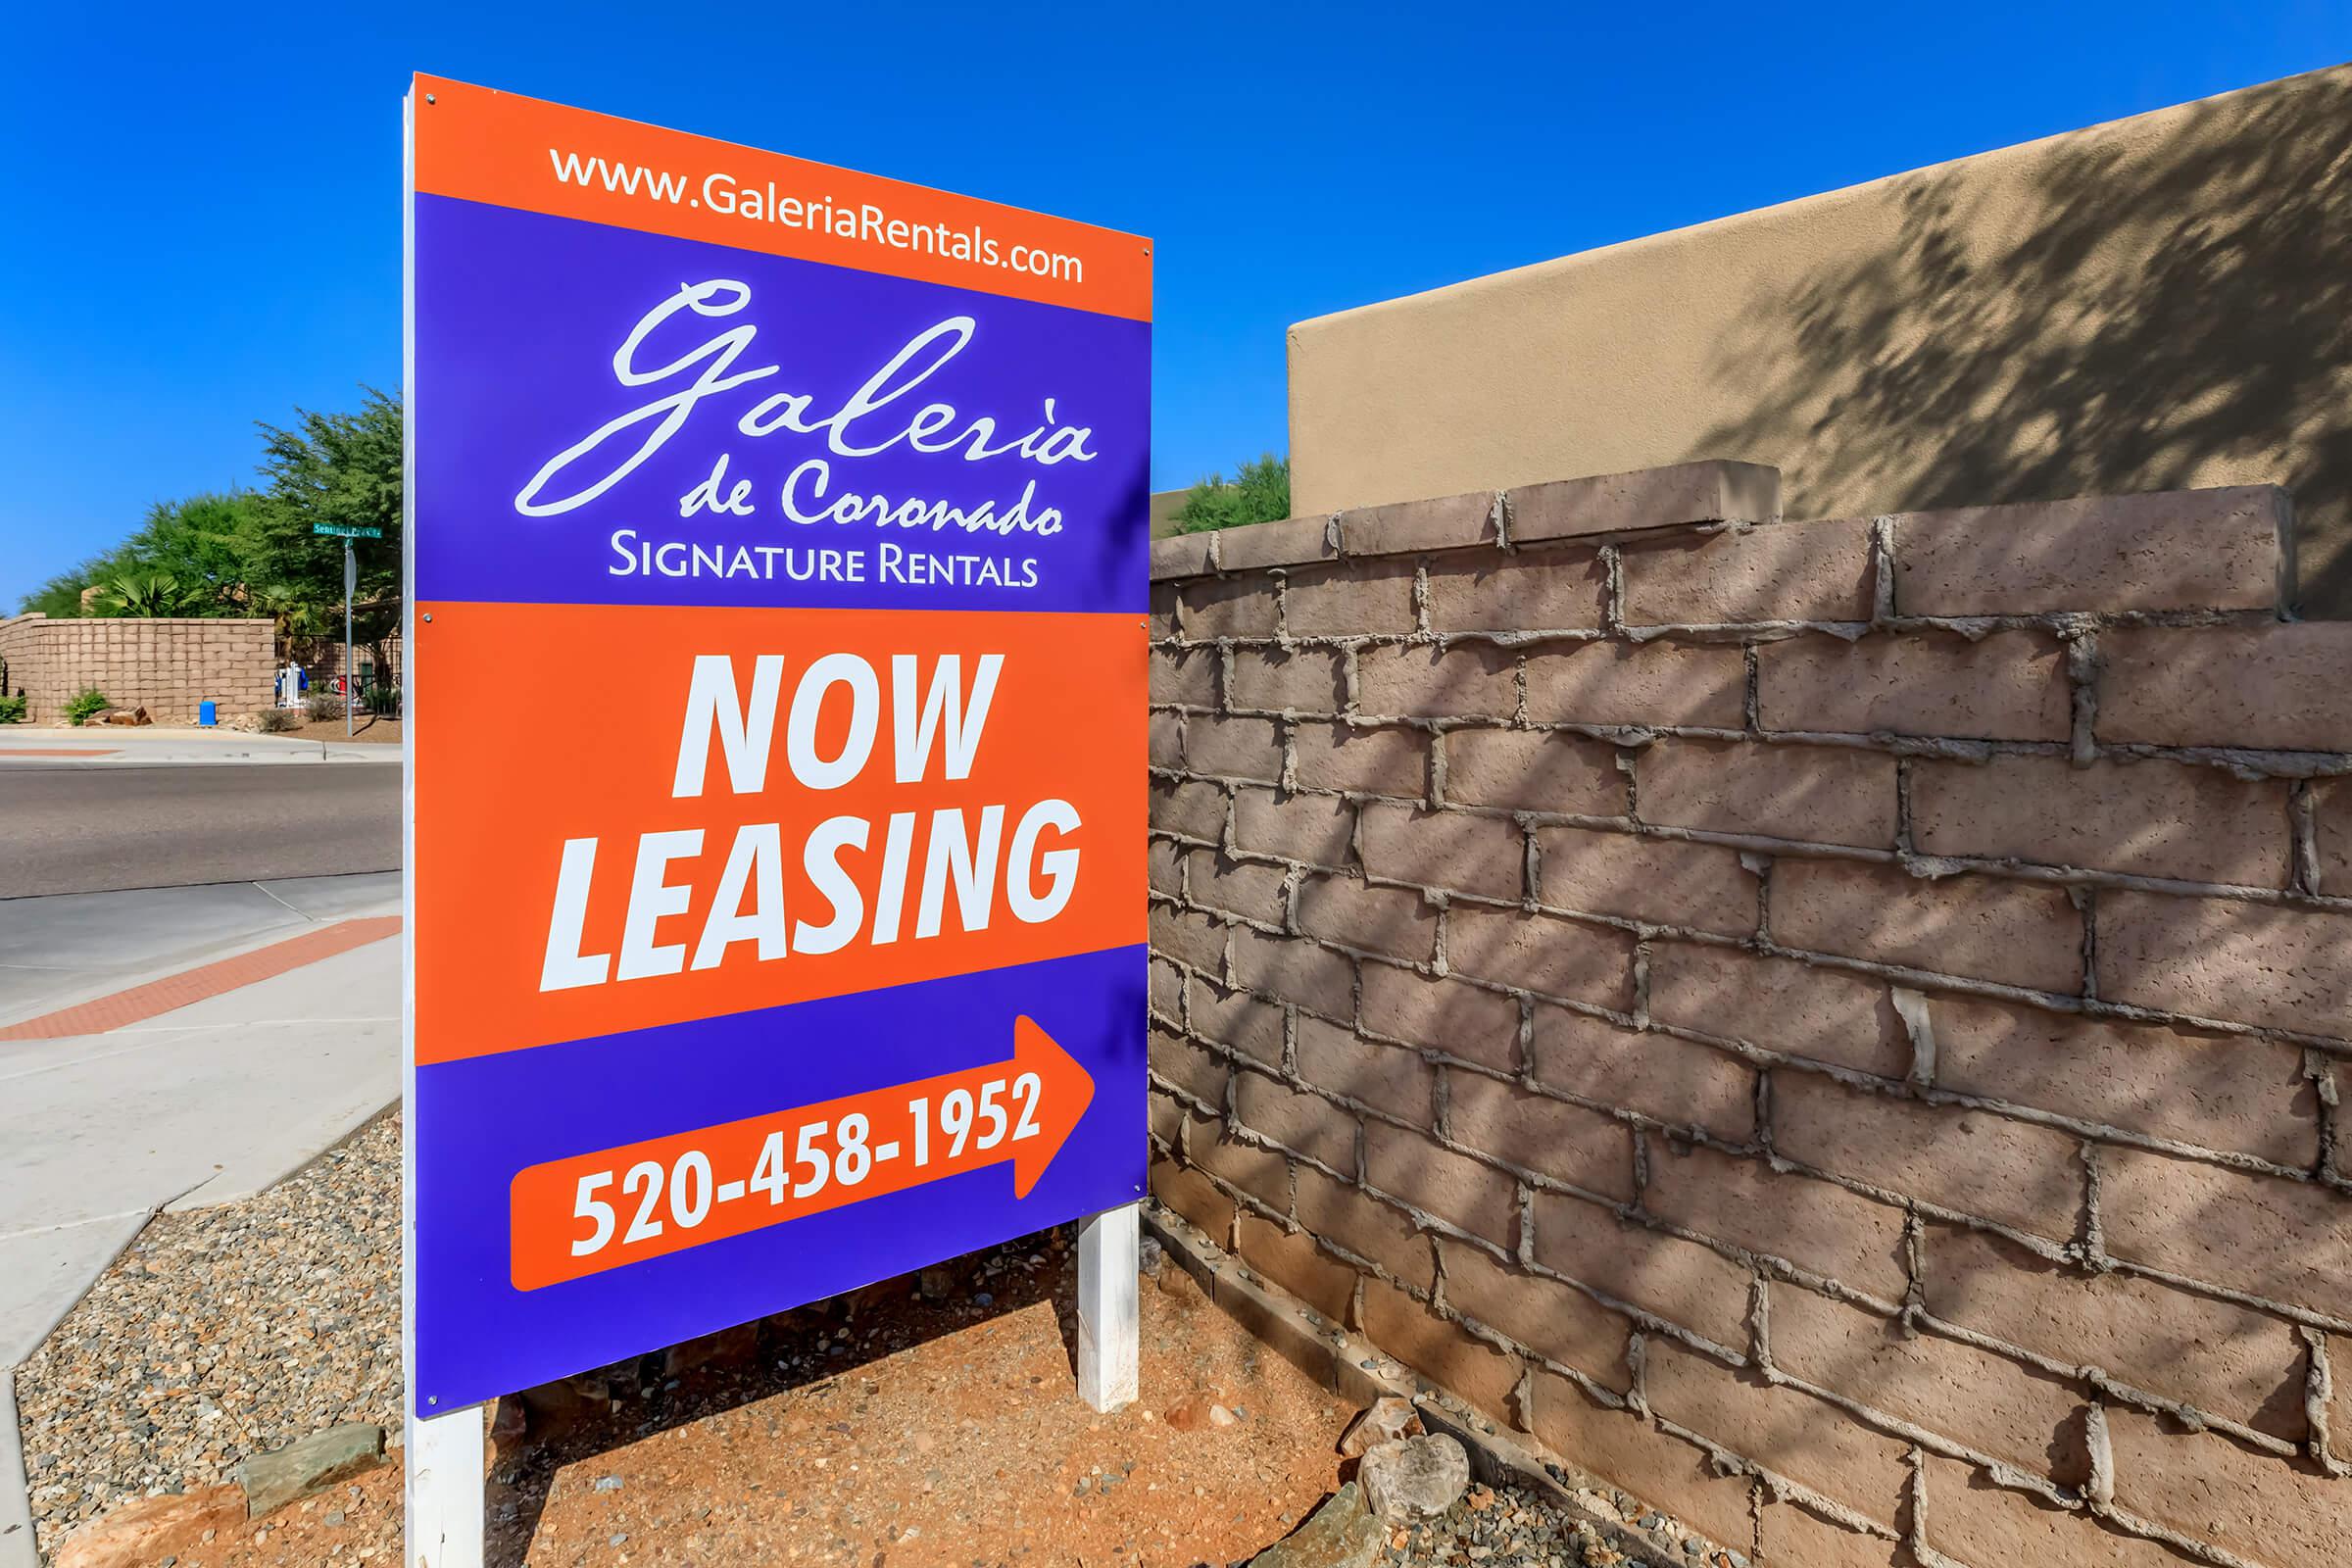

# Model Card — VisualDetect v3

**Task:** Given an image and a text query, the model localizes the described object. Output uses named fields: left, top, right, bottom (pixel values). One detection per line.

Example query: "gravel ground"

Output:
left=1381, top=1479, right=1743, bottom=1568
left=16, top=1110, right=401, bottom=1553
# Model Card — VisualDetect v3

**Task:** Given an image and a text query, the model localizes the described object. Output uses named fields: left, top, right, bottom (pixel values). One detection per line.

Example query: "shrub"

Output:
left=364, top=682, right=401, bottom=717
left=65, top=688, right=110, bottom=726
left=306, top=690, right=345, bottom=721
left=257, top=708, right=300, bottom=733
left=1172, top=454, right=1291, bottom=534
left=0, top=692, right=25, bottom=723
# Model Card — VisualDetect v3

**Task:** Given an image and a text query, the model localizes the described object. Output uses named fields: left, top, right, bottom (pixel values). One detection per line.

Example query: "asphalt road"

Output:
left=0, top=764, right=402, bottom=899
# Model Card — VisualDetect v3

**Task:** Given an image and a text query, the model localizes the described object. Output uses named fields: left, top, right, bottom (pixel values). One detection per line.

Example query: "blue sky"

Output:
left=2, top=1, right=2346, bottom=610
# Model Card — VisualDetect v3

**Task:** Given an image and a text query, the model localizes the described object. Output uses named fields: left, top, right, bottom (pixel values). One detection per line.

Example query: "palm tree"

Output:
left=94, top=572, right=200, bottom=617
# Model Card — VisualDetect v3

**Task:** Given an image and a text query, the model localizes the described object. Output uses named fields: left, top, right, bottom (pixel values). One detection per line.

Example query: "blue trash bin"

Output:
left=198, top=700, right=218, bottom=727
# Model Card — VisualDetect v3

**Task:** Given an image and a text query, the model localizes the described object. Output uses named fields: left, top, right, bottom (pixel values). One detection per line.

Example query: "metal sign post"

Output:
left=313, top=522, right=383, bottom=737
left=401, top=74, right=1150, bottom=1568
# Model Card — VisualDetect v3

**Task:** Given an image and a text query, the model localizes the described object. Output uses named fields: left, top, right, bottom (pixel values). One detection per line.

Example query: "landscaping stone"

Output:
left=1249, top=1481, right=1383, bottom=1568
left=232, top=1423, right=385, bottom=1519
left=1358, top=1434, right=1470, bottom=1523
left=49, top=1486, right=244, bottom=1568
left=1338, top=1395, right=1423, bottom=1457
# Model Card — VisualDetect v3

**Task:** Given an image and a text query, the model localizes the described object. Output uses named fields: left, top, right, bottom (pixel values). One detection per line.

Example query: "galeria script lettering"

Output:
left=513, top=280, right=1098, bottom=527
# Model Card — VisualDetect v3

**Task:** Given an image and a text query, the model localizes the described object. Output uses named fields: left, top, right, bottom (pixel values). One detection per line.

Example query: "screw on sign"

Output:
left=403, top=73, right=1150, bottom=1568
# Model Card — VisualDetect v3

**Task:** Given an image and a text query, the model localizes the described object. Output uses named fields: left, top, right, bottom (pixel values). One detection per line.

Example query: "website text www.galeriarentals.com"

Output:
left=546, top=149, right=1089, bottom=282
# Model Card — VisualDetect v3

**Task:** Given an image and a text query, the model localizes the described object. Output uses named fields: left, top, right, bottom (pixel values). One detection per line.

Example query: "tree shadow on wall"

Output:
left=1690, top=67, right=2352, bottom=614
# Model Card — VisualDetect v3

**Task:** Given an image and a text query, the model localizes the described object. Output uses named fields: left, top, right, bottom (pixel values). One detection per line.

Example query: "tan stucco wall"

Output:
left=1287, top=63, right=2352, bottom=612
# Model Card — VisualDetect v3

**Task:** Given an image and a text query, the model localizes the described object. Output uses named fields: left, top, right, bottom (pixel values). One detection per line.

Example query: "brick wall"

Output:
left=0, top=613, right=275, bottom=724
left=1145, top=462, right=2351, bottom=1568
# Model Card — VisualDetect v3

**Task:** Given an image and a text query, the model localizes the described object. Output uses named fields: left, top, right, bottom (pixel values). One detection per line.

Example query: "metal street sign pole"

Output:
left=344, top=539, right=357, bottom=738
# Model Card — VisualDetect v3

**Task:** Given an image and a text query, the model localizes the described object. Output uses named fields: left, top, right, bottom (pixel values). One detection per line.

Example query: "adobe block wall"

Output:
left=1144, top=462, right=2351, bottom=1568
left=0, top=613, right=275, bottom=724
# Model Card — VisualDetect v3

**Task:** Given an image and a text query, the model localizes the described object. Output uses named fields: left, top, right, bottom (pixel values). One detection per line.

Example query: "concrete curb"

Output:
left=1142, top=1200, right=1720, bottom=1568
left=1, top=1372, right=39, bottom=1568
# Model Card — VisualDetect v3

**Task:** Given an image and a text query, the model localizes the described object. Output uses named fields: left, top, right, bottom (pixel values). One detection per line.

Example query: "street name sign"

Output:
left=314, top=524, right=385, bottom=538
left=401, top=71, right=1150, bottom=1483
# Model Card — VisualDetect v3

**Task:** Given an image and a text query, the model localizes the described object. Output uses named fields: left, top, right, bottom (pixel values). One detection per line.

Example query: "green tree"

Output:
left=93, top=571, right=202, bottom=616
left=251, top=388, right=404, bottom=669
left=1171, top=454, right=1292, bottom=534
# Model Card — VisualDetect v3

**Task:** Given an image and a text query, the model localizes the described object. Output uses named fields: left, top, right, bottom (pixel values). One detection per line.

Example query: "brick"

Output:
left=1182, top=573, right=1280, bottom=639
left=2097, top=621, right=2352, bottom=753
left=1284, top=560, right=1417, bottom=637
left=1216, top=514, right=1335, bottom=572
left=1151, top=582, right=1179, bottom=639
left=1912, top=755, right=2291, bottom=887
left=1296, top=873, right=1438, bottom=963
left=1183, top=713, right=1283, bottom=784
left=1152, top=1153, right=1236, bottom=1241
left=1922, top=1222, right=2305, bottom=1439
left=1918, top=1454, right=2181, bottom=1568
left=1530, top=1006, right=1755, bottom=1142
left=1237, top=1213, right=1356, bottom=1321
left=2099, top=1149, right=2352, bottom=1320
left=1892, top=487, right=2286, bottom=616
left=1359, top=804, right=1525, bottom=901
left=1528, top=1369, right=1759, bottom=1553
left=1423, top=552, right=1605, bottom=633
left=2316, top=777, right=2352, bottom=893
left=1150, top=839, right=1183, bottom=895
left=1150, top=956, right=1183, bottom=1018
left=1150, top=645, right=1218, bottom=707
left=1440, top=1237, right=1633, bottom=1389
left=1522, top=640, right=1747, bottom=729
left=1149, top=1088, right=1183, bottom=1148
left=1535, top=826, right=1759, bottom=937
left=1360, top=1276, right=1521, bottom=1425
left=1295, top=1164, right=1436, bottom=1291
left=1231, top=787, right=1352, bottom=868
left=1643, top=1338, right=1906, bottom=1523
left=1360, top=963, right=1521, bottom=1072
left=2105, top=1405, right=2350, bottom=1568
left=1366, top=1121, right=1519, bottom=1246
left=1290, top=721, right=1429, bottom=797
left=1296, top=1016, right=1435, bottom=1127
left=1646, top=944, right=1910, bottom=1078
left=1188, top=976, right=1285, bottom=1068
left=1153, top=1026, right=1230, bottom=1108
left=2097, top=890, right=2352, bottom=1038
left=1771, top=1287, right=2090, bottom=1484
left=1150, top=710, right=1181, bottom=767
left=1772, top=1073, right=2083, bottom=1240
left=1622, top=516, right=1874, bottom=626
left=1445, top=906, right=1637, bottom=1011
left=1228, top=648, right=1345, bottom=713
left=1355, top=642, right=1518, bottom=719
left=1184, top=849, right=1289, bottom=923
left=1532, top=1191, right=1752, bottom=1348
left=1150, top=777, right=1226, bottom=844
left=1770, top=859, right=2084, bottom=993
left=1756, top=1500, right=1902, bottom=1568
left=1927, top=995, right=2317, bottom=1166
left=1642, top=1143, right=1909, bottom=1300
left=1444, top=1071, right=1635, bottom=1201
left=1509, top=462, right=1782, bottom=542
left=1190, top=1110, right=1293, bottom=1211
left=1759, top=626, right=2070, bottom=742
left=1150, top=905, right=1225, bottom=973
left=1235, top=1069, right=1354, bottom=1173
left=1338, top=489, right=1499, bottom=558
left=1442, top=727, right=1624, bottom=814
left=1150, top=531, right=1214, bottom=581
left=1232, top=927, right=1354, bottom=1017
left=1636, top=739, right=1898, bottom=850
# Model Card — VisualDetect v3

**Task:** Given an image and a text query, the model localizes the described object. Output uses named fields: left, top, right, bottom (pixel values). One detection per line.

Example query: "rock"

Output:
left=1137, top=1236, right=1166, bottom=1278
left=1163, top=1392, right=1226, bottom=1432
left=489, top=1395, right=528, bottom=1446
left=233, top=1423, right=386, bottom=1519
left=1358, top=1434, right=1471, bottom=1523
left=1207, top=1402, right=1239, bottom=1427
left=1337, top=1396, right=1423, bottom=1457
left=917, top=1265, right=956, bottom=1301
left=663, top=1321, right=758, bottom=1376
left=53, top=1485, right=245, bottom=1568
left=1247, top=1481, right=1383, bottom=1568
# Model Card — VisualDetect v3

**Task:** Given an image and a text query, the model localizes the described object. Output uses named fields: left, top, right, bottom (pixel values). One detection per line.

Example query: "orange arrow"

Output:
left=509, top=1014, right=1094, bottom=1291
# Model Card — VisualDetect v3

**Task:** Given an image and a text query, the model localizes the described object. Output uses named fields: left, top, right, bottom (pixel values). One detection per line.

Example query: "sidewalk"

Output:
left=0, top=729, right=401, bottom=767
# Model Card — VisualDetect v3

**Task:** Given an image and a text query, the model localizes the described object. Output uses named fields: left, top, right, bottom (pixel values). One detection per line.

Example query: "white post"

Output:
left=1075, top=1201, right=1140, bottom=1411
left=403, top=1406, right=484, bottom=1568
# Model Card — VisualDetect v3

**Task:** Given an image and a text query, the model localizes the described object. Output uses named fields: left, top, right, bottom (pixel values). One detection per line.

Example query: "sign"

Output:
left=403, top=75, right=1150, bottom=1415
left=314, top=524, right=385, bottom=538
